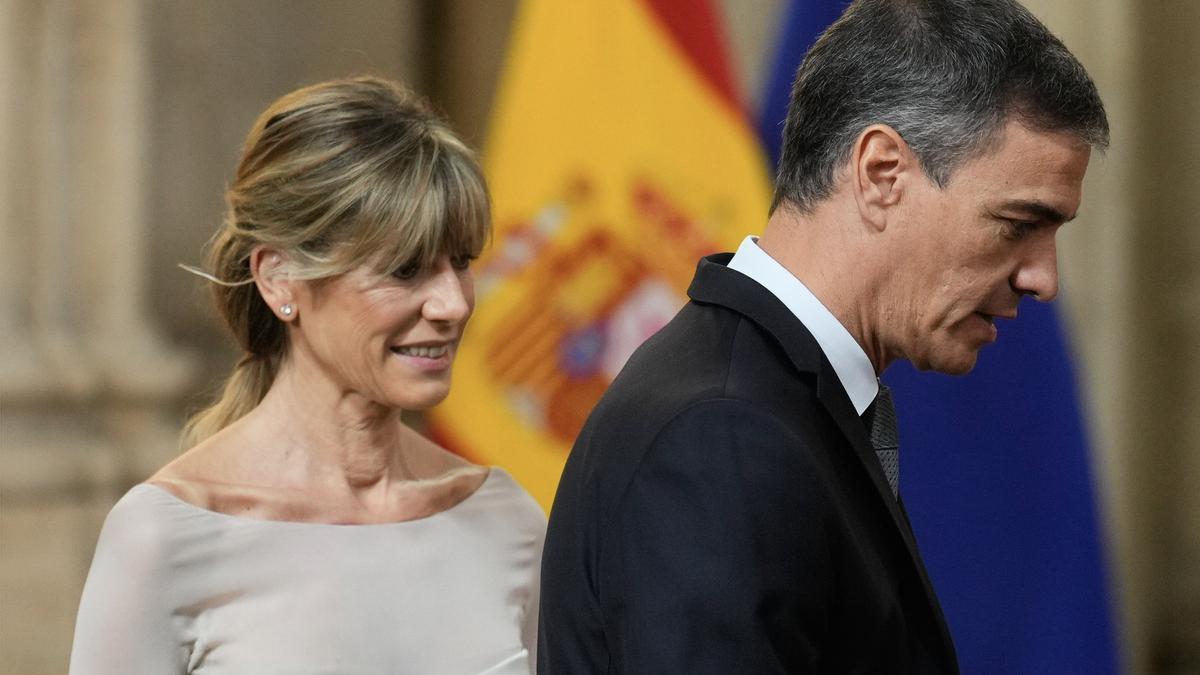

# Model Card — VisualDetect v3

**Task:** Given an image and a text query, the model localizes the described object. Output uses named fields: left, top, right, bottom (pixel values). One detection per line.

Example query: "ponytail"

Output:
left=180, top=354, right=276, bottom=449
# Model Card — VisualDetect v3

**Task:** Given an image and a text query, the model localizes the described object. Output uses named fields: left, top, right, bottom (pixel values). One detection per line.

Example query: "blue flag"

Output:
left=758, top=3, right=1121, bottom=673
left=757, top=0, right=849, bottom=168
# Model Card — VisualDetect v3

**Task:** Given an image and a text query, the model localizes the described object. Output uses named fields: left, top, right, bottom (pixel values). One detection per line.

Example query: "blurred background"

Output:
left=1, top=0, right=1197, bottom=672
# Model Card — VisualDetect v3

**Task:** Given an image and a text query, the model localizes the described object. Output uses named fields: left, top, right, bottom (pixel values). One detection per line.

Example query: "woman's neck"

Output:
left=243, top=358, right=413, bottom=494
left=155, top=351, right=487, bottom=522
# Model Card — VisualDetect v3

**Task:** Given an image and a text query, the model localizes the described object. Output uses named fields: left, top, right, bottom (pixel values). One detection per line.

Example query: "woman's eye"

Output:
left=392, top=264, right=420, bottom=280
left=450, top=254, right=475, bottom=271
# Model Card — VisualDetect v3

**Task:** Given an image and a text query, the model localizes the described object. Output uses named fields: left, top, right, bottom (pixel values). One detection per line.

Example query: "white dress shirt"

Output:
left=727, top=235, right=878, bottom=415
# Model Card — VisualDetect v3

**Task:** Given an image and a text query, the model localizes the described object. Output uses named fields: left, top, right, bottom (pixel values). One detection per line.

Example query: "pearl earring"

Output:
left=280, top=304, right=295, bottom=317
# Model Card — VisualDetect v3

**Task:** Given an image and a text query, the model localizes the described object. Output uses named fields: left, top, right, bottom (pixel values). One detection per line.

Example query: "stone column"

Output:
left=73, top=0, right=196, bottom=398
left=0, top=0, right=194, bottom=404
left=0, top=2, right=191, bottom=671
left=0, top=0, right=75, bottom=400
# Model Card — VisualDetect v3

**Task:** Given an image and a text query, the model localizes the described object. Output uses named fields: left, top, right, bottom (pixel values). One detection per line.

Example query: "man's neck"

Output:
left=758, top=203, right=893, bottom=375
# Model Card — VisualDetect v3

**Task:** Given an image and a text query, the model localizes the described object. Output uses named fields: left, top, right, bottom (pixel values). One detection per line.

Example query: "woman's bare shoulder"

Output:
left=143, top=424, right=289, bottom=518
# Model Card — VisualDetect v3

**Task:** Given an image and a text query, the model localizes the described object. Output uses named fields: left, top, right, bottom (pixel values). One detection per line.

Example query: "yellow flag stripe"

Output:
left=430, top=0, right=771, bottom=510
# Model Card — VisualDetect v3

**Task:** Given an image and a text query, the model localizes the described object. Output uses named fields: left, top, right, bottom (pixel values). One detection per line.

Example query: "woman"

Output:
left=70, top=77, right=544, bottom=674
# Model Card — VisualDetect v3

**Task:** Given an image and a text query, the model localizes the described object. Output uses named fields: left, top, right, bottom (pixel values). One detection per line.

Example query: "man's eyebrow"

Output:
left=995, top=199, right=1075, bottom=224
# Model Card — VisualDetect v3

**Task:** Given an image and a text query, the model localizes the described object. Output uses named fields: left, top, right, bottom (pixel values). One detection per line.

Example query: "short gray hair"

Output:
left=772, top=0, right=1109, bottom=213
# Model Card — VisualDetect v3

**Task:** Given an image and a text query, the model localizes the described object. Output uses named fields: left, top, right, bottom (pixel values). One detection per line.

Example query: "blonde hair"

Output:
left=181, top=76, right=491, bottom=448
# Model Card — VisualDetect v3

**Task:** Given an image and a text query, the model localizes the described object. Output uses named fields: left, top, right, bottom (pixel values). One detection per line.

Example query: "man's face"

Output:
left=887, top=120, right=1092, bottom=375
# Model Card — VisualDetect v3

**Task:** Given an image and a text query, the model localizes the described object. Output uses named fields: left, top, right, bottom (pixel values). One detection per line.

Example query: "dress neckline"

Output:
left=134, top=467, right=504, bottom=529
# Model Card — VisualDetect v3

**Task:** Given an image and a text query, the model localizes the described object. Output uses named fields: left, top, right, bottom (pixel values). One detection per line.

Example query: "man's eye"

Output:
left=392, top=264, right=420, bottom=280
left=1004, top=219, right=1037, bottom=238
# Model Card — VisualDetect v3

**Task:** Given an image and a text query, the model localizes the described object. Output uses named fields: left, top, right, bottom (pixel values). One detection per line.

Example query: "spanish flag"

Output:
left=429, top=0, right=771, bottom=509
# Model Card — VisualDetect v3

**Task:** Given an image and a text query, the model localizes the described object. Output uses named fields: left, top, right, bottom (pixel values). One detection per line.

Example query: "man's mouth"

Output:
left=972, top=311, right=1015, bottom=343
left=977, top=310, right=1017, bottom=323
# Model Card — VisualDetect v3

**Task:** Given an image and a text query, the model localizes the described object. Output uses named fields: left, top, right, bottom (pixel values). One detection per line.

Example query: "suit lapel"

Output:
left=688, top=254, right=914, bottom=518
left=815, top=364, right=958, bottom=666
left=689, top=253, right=957, bottom=665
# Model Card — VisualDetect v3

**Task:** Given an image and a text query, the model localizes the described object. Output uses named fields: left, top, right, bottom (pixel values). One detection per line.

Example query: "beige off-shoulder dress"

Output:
left=70, top=468, right=545, bottom=675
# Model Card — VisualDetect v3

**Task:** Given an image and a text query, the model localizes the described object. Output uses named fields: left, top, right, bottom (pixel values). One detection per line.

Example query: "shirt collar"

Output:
left=727, top=236, right=879, bottom=415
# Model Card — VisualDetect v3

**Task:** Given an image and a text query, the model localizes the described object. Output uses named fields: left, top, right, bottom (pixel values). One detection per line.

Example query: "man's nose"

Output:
left=1011, top=233, right=1060, bottom=302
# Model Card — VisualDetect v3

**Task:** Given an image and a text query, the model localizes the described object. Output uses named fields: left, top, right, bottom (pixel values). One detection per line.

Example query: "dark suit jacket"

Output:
left=539, top=254, right=958, bottom=674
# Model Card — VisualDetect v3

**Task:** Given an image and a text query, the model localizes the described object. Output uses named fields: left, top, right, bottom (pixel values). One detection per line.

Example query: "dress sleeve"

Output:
left=69, top=488, right=190, bottom=674
left=600, top=399, right=835, bottom=673
left=521, top=524, right=543, bottom=674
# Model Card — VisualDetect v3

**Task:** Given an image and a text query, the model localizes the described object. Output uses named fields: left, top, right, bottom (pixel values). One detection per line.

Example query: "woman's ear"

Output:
left=250, top=246, right=298, bottom=322
left=850, top=124, right=915, bottom=232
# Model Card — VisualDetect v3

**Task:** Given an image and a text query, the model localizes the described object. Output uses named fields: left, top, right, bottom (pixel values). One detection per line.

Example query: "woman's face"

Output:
left=287, top=255, right=475, bottom=411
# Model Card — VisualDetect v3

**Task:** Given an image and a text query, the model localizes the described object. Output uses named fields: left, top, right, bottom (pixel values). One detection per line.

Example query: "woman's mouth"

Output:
left=389, top=342, right=455, bottom=371
left=390, top=344, right=450, bottom=358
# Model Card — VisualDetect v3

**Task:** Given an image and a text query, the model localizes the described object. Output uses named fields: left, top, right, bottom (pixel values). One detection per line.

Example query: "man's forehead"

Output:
left=957, top=123, right=1091, bottom=206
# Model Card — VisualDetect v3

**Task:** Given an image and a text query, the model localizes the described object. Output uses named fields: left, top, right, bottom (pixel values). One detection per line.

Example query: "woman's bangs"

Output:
left=366, top=149, right=491, bottom=276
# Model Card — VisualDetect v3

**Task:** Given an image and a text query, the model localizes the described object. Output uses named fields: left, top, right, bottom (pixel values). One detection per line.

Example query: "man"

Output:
left=539, top=0, right=1109, bottom=672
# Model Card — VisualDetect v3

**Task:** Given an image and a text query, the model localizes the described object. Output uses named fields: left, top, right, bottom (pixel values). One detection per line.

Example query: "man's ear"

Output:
left=851, top=125, right=914, bottom=231
left=249, top=246, right=298, bottom=322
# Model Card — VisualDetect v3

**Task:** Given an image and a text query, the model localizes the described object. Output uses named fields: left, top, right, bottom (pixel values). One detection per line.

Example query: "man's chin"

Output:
left=911, top=346, right=980, bottom=376
left=937, top=359, right=978, bottom=376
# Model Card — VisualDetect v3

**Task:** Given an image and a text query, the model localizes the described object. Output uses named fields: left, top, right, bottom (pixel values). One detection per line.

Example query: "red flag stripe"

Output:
left=638, top=0, right=745, bottom=116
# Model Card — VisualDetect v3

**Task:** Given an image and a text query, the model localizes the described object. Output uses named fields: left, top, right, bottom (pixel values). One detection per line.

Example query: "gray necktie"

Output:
left=863, top=384, right=900, bottom=498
